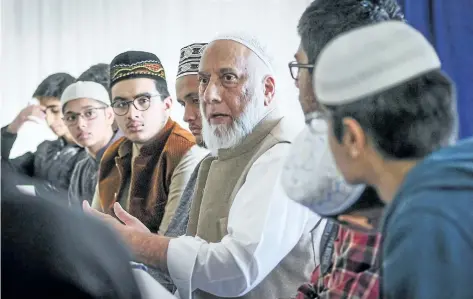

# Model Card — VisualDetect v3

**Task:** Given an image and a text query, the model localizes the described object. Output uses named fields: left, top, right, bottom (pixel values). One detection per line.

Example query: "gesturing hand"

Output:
left=82, top=201, right=124, bottom=230
left=82, top=201, right=150, bottom=233
left=113, top=202, right=150, bottom=233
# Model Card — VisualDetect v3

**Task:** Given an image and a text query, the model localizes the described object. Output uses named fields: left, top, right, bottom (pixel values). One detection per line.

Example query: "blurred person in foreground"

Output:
left=85, top=33, right=323, bottom=299
left=283, top=0, right=404, bottom=298
left=315, top=21, right=472, bottom=299
left=1, top=161, right=175, bottom=299
left=90, top=51, right=201, bottom=235
left=1, top=72, right=87, bottom=201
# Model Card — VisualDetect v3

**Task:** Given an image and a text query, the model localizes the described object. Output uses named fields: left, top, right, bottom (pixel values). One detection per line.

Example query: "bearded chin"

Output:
left=202, top=94, right=266, bottom=156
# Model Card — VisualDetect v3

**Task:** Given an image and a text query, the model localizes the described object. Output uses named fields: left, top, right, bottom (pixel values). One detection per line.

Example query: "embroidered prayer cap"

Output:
left=314, top=21, right=441, bottom=106
left=61, top=81, right=110, bottom=108
left=109, top=51, right=166, bottom=88
left=208, top=32, right=274, bottom=74
left=176, top=43, right=207, bottom=79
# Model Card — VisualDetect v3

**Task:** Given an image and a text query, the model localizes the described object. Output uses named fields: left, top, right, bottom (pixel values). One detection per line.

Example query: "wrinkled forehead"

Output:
left=199, top=40, right=252, bottom=73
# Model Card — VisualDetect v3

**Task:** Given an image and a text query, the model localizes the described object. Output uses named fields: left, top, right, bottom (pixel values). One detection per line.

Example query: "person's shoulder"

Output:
left=101, top=136, right=127, bottom=160
left=169, top=121, right=196, bottom=144
left=249, top=142, right=292, bottom=170
left=186, top=145, right=209, bottom=158
left=385, top=197, right=473, bottom=249
left=163, top=122, right=197, bottom=161
left=268, top=115, right=303, bottom=144
left=392, top=187, right=473, bottom=227
left=36, top=138, right=59, bottom=150
left=173, top=145, right=209, bottom=174
left=73, top=155, right=94, bottom=173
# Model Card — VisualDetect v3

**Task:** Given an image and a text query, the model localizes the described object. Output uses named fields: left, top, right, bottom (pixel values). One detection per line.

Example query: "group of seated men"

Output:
left=2, top=0, right=472, bottom=298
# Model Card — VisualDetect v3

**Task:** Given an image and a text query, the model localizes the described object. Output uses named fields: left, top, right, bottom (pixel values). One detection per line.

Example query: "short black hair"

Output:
left=298, top=0, right=405, bottom=66
left=77, top=63, right=110, bottom=92
left=325, top=70, right=457, bottom=159
left=154, top=78, right=171, bottom=100
left=32, top=73, right=76, bottom=99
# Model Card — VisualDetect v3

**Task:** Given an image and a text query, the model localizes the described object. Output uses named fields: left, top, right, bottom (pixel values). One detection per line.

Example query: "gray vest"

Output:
left=186, top=110, right=317, bottom=299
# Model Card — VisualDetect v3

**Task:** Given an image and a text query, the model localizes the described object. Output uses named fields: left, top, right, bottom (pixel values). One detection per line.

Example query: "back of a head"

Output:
left=32, top=72, right=76, bottom=98
left=77, top=63, right=110, bottom=93
left=315, top=21, right=456, bottom=159
left=1, top=181, right=142, bottom=299
left=298, top=0, right=404, bottom=64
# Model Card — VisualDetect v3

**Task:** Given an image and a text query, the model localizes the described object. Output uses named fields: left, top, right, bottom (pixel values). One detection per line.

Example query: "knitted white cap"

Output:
left=208, top=32, right=274, bottom=73
left=61, top=81, right=110, bottom=107
left=314, top=21, right=441, bottom=106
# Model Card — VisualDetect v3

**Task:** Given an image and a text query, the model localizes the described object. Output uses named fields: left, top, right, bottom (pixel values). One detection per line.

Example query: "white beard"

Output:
left=201, top=92, right=266, bottom=156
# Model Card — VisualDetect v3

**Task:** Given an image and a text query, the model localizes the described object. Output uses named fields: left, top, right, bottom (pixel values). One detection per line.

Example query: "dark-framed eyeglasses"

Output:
left=288, top=61, right=314, bottom=80
left=111, top=94, right=160, bottom=116
left=63, top=107, right=107, bottom=126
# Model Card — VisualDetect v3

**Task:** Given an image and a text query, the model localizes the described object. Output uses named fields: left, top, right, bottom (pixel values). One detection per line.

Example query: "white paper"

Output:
left=16, top=185, right=36, bottom=196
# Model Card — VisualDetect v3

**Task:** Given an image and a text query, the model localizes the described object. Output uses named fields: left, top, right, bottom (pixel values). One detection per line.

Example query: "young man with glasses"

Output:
left=61, top=81, right=122, bottom=206
left=87, top=51, right=200, bottom=235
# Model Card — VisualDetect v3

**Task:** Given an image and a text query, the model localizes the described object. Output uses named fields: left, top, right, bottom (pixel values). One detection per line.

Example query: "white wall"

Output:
left=1, top=0, right=310, bottom=155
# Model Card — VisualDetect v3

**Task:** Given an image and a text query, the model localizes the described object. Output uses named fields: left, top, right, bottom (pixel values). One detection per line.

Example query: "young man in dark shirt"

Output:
left=1, top=72, right=86, bottom=200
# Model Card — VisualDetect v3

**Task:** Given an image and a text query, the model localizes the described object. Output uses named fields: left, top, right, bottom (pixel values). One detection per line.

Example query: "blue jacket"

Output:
left=382, top=137, right=473, bottom=299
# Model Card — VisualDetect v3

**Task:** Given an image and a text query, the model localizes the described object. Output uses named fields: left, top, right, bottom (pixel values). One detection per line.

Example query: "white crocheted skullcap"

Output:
left=61, top=81, right=110, bottom=107
left=314, top=21, right=441, bottom=106
left=208, top=32, right=274, bottom=74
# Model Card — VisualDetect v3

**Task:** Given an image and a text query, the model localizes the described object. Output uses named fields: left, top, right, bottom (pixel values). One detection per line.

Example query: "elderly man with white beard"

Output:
left=84, top=33, right=324, bottom=299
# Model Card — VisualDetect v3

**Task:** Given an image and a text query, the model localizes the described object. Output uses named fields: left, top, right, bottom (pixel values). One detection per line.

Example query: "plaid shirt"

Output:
left=297, top=227, right=381, bottom=299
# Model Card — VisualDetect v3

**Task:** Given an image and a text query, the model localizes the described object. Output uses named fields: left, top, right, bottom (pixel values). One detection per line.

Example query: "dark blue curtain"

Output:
left=397, top=0, right=473, bottom=139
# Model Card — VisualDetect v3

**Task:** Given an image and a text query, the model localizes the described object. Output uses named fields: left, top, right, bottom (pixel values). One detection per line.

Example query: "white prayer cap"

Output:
left=314, top=21, right=441, bottom=106
left=61, top=81, right=110, bottom=107
left=208, top=32, right=274, bottom=73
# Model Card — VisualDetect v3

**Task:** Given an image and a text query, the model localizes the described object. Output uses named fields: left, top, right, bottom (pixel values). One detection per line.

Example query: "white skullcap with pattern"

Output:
left=208, top=32, right=274, bottom=74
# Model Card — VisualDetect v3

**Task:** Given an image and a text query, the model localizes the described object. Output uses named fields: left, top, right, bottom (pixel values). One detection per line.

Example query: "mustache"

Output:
left=76, top=131, right=90, bottom=138
left=126, top=121, right=144, bottom=127
left=189, top=124, right=202, bottom=131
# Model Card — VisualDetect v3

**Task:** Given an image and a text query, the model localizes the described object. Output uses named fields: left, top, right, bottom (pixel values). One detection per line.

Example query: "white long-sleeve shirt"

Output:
left=167, top=143, right=325, bottom=298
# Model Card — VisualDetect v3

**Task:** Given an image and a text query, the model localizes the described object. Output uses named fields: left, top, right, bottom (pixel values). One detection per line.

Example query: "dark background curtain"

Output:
left=397, top=0, right=473, bottom=139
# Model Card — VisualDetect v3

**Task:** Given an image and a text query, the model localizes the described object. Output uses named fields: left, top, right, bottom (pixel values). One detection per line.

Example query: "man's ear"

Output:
left=105, top=107, right=115, bottom=125
left=342, top=117, right=366, bottom=159
left=163, top=96, right=173, bottom=111
left=262, top=75, right=276, bottom=106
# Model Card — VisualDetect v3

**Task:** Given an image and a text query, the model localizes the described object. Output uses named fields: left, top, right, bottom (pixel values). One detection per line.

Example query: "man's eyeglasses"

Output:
left=288, top=61, right=314, bottom=80
left=63, top=107, right=107, bottom=126
left=111, top=94, right=160, bottom=116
